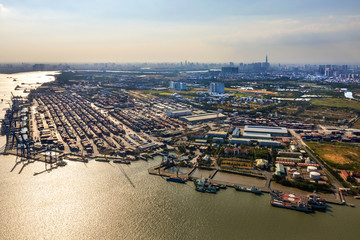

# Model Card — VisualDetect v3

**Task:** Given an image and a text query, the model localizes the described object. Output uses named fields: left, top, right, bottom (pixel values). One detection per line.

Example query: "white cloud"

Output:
left=0, top=3, right=8, bottom=12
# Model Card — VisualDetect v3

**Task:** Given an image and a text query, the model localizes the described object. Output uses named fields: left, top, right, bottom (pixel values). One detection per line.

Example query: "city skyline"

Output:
left=1, top=0, right=360, bottom=63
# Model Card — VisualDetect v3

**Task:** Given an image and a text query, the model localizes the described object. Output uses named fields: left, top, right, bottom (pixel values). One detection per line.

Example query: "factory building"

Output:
left=276, top=157, right=302, bottom=163
left=275, top=163, right=285, bottom=175
left=166, top=109, right=192, bottom=117
left=258, top=140, right=281, bottom=147
left=242, top=132, right=271, bottom=139
left=232, top=127, right=240, bottom=137
left=229, top=138, right=252, bottom=145
left=180, top=113, right=226, bottom=123
left=278, top=151, right=302, bottom=158
left=213, top=137, right=225, bottom=143
left=207, top=131, right=228, bottom=138
left=244, top=125, right=289, bottom=137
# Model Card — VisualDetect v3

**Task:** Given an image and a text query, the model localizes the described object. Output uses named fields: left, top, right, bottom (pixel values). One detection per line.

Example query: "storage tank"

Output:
left=307, top=166, right=317, bottom=172
left=293, top=172, right=301, bottom=179
left=310, top=172, right=321, bottom=180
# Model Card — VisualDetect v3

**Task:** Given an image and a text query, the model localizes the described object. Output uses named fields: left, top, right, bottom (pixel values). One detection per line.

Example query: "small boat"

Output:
left=56, top=161, right=67, bottom=166
left=211, top=183, right=227, bottom=189
left=166, top=176, right=186, bottom=183
left=205, top=185, right=218, bottom=194
left=234, top=185, right=262, bottom=195
left=113, top=160, right=131, bottom=164
left=95, top=158, right=110, bottom=162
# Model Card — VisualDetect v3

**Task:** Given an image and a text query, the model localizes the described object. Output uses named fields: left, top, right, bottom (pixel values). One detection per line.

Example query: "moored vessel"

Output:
left=234, top=185, right=262, bottom=195
left=166, top=176, right=186, bottom=183
left=307, top=194, right=327, bottom=210
left=269, top=191, right=313, bottom=213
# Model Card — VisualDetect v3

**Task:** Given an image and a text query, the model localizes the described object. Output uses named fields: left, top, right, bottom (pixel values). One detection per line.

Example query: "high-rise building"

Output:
left=169, top=81, right=187, bottom=90
left=209, top=82, right=225, bottom=94
left=221, top=67, right=238, bottom=74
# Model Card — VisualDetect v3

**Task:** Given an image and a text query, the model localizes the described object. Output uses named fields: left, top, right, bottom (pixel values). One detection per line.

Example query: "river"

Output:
left=0, top=72, right=359, bottom=240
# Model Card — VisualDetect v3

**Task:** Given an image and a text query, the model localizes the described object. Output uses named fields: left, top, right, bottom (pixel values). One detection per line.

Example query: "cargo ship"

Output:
left=234, top=185, right=262, bottom=195
left=270, top=191, right=313, bottom=213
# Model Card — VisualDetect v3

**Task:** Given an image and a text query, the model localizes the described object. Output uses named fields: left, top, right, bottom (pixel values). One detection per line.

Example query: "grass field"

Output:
left=307, top=142, right=360, bottom=171
left=311, top=98, right=360, bottom=111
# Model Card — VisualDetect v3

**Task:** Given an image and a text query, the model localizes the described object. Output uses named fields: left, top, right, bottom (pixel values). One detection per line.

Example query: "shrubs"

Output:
left=272, top=175, right=333, bottom=193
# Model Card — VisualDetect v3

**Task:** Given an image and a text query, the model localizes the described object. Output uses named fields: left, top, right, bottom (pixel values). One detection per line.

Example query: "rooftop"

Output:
left=181, top=113, right=226, bottom=122
left=242, top=132, right=271, bottom=139
left=244, top=125, right=288, bottom=134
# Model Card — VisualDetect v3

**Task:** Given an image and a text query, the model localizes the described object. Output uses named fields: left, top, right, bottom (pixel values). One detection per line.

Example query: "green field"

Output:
left=307, top=142, right=360, bottom=171
left=311, top=98, right=360, bottom=111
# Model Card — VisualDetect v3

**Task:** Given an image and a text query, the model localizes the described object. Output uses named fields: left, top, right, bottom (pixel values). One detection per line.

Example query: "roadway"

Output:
left=289, top=129, right=343, bottom=191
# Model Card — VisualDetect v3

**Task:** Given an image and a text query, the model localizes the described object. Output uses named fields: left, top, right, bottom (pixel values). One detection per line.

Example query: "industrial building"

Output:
left=244, top=125, right=288, bottom=137
left=180, top=113, right=226, bottom=123
left=275, top=163, right=285, bottom=175
left=278, top=151, right=302, bottom=158
left=213, top=137, right=225, bottom=143
left=257, top=140, right=282, bottom=147
left=229, top=138, right=252, bottom=145
left=232, top=127, right=240, bottom=137
left=276, top=157, right=302, bottom=163
left=207, top=131, right=228, bottom=138
left=166, top=109, right=192, bottom=117
left=242, top=132, right=271, bottom=139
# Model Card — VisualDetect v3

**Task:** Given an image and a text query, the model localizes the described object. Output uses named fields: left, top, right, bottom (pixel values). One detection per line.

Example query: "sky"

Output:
left=0, top=0, right=360, bottom=64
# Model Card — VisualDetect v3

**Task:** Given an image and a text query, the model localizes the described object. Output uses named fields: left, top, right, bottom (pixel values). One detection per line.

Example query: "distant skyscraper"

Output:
left=265, top=55, right=270, bottom=69
left=210, top=82, right=225, bottom=94
left=221, top=67, right=238, bottom=74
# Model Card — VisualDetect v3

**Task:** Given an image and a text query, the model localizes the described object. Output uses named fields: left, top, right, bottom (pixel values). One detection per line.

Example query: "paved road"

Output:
left=289, top=129, right=343, bottom=191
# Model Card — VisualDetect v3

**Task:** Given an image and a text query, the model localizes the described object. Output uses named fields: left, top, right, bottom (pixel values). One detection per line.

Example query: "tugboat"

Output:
left=270, top=191, right=313, bottom=213
left=194, top=178, right=218, bottom=194
left=234, top=185, right=262, bottom=195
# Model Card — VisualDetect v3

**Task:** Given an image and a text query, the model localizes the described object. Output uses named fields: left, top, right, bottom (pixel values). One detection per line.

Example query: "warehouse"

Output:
left=275, top=163, right=286, bottom=175
left=180, top=113, right=226, bottom=123
left=244, top=125, right=289, bottom=137
left=207, top=131, right=228, bottom=138
left=257, top=140, right=281, bottom=147
left=166, top=109, right=192, bottom=117
left=276, top=156, right=302, bottom=163
left=229, top=138, right=252, bottom=145
left=242, top=132, right=271, bottom=139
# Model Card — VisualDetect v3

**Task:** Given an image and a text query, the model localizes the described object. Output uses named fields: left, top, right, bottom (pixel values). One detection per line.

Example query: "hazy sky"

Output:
left=1, top=0, right=360, bottom=63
